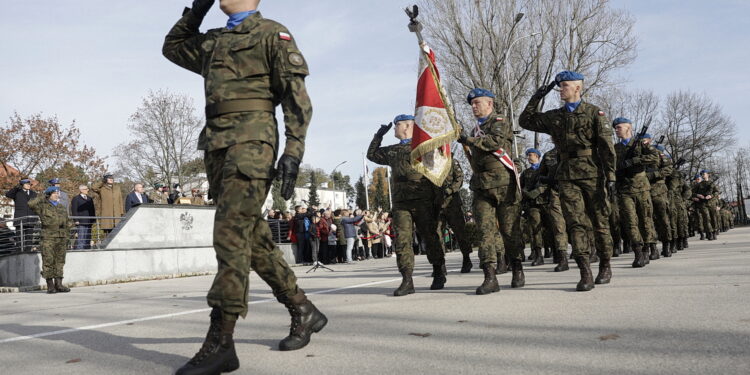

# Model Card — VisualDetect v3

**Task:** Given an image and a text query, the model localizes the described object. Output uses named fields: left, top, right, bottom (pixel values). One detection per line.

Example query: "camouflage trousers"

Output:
left=438, top=195, right=472, bottom=256
left=472, top=184, right=523, bottom=266
left=694, top=203, right=713, bottom=234
left=617, top=190, right=655, bottom=246
left=669, top=195, right=689, bottom=239
left=524, top=205, right=544, bottom=251
left=609, top=196, right=621, bottom=247
left=392, top=200, right=443, bottom=273
left=40, top=236, right=67, bottom=279
left=708, top=204, right=720, bottom=232
left=205, top=141, right=298, bottom=320
left=559, top=179, right=613, bottom=259
left=546, top=189, right=568, bottom=251
left=650, top=188, right=673, bottom=242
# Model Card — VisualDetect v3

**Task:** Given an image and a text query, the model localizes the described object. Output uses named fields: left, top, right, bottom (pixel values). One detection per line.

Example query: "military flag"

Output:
left=410, top=43, right=460, bottom=186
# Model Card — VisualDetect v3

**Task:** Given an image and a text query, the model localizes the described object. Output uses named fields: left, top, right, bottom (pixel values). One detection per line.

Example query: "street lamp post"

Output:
left=331, top=161, right=347, bottom=209
left=504, top=31, right=540, bottom=159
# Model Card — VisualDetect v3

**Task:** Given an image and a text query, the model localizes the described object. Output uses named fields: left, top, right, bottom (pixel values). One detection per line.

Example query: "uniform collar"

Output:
left=530, top=163, right=540, bottom=170
left=620, top=138, right=630, bottom=146
left=399, top=138, right=412, bottom=145
left=223, top=11, right=262, bottom=33
left=564, top=100, right=582, bottom=113
left=226, top=10, right=257, bottom=30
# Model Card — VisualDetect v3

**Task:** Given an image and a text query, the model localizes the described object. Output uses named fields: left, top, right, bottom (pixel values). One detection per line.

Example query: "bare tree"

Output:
left=417, top=0, right=637, bottom=152
left=113, top=90, right=202, bottom=187
left=655, top=90, right=736, bottom=177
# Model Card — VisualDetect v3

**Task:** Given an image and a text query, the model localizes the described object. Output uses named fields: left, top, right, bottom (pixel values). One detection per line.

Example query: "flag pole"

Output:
left=363, top=152, right=370, bottom=210
left=386, top=167, right=393, bottom=210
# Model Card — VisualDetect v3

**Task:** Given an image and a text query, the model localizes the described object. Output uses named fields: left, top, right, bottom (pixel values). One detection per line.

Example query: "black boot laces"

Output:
left=188, top=321, right=221, bottom=365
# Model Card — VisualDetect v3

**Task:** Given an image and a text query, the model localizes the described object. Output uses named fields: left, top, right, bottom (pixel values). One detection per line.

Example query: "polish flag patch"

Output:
left=279, top=32, right=292, bottom=41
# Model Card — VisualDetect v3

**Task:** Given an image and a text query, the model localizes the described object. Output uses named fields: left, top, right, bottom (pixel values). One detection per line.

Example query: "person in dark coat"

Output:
left=5, top=178, right=38, bottom=251
left=125, top=183, right=149, bottom=212
left=70, top=185, right=96, bottom=249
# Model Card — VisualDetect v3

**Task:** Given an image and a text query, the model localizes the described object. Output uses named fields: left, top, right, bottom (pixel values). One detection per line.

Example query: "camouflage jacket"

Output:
left=28, top=196, right=73, bottom=238
left=520, top=165, right=547, bottom=206
left=367, top=135, right=435, bottom=204
left=613, top=139, right=657, bottom=193
left=463, top=112, right=515, bottom=190
left=163, top=10, right=312, bottom=164
left=643, top=148, right=673, bottom=196
left=538, top=148, right=559, bottom=192
left=519, top=98, right=616, bottom=182
left=440, top=158, right=464, bottom=198
left=666, top=169, right=692, bottom=203
left=692, top=180, right=718, bottom=205
left=150, top=192, right=169, bottom=205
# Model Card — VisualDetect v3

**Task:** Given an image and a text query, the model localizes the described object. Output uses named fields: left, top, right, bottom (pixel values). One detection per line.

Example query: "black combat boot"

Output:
left=648, top=243, right=659, bottom=260
left=676, top=238, right=684, bottom=251
left=460, top=254, right=473, bottom=273
left=574, top=257, right=594, bottom=291
left=613, top=242, right=622, bottom=257
left=278, top=290, right=328, bottom=351
left=543, top=247, right=551, bottom=259
left=683, top=237, right=689, bottom=249
left=595, top=257, right=611, bottom=285
left=476, top=263, right=500, bottom=295
left=54, top=278, right=70, bottom=293
left=393, top=269, right=415, bottom=296
left=45, top=278, right=56, bottom=294
left=554, top=250, right=569, bottom=272
left=430, top=262, right=447, bottom=290
left=176, top=308, right=239, bottom=375
left=531, top=248, right=544, bottom=266
left=661, top=241, right=672, bottom=258
left=669, top=239, right=677, bottom=254
left=552, top=248, right=560, bottom=264
left=632, top=244, right=646, bottom=268
left=495, top=256, right=508, bottom=275
left=623, top=239, right=631, bottom=253
left=699, top=232, right=705, bottom=240
left=510, top=260, right=525, bottom=288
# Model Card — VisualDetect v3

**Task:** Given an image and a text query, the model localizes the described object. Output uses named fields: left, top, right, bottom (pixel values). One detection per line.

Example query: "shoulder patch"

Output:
left=279, top=32, right=292, bottom=41
left=288, top=52, right=304, bottom=66
left=598, top=111, right=605, bottom=116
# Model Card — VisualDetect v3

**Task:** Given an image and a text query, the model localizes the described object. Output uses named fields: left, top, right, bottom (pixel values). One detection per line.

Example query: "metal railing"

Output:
left=0, top=215, right=125, bottom=256
left=267, top=219, right=291, bottom=244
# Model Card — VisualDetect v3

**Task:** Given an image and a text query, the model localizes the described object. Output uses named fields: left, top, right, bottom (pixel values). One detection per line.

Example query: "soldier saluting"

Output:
left=163, top=0, right=326, bottom=373
left=28, top=186, right=73, bottom=294
left=367, top=114, right=446, bottom=296
left=519, top=71, right=616, bottom=292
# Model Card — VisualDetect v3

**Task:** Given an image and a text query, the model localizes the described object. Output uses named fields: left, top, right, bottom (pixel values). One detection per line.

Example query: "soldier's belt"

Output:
left=558, top=149, right=592, bottom=160
left=205, top=99, right=275, bottom=118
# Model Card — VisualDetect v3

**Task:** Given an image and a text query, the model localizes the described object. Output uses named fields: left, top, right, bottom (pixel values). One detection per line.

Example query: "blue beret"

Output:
left=694, top=174, right=702, bottom=180
left=654, top=145, right=665, bottom=152
left=700, top=169, right=710, bottom=174
left=20, top=178, right=31, bottom=184
left=554, top=71, right=584, bottom=86
left=612, top=117, right=631, bottom=127
left=44, top=186, right=60, bottom=195
left=48, top=178, right=60, bottom=185
left=466, top=88, right=495, bottom=104
left=525, top=148, right=541, bottom=157
left=642, top=133, right=653, bottom=139
left=393, top=114, right=415, bottom=124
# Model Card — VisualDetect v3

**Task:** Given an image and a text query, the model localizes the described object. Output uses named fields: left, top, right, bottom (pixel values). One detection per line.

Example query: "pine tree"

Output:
left=308, top=171, right=320, bottom=207
left=355, top=176, right=367, bottom=209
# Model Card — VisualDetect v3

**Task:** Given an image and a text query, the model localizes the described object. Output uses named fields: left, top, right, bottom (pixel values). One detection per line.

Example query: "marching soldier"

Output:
left=438, top=157, right=475, bottom=273
left=163, top=0, right=327, bottom=373
left=519, top=71, right=616, bottom=291
left=367, top=114, right=446, bottom=295
left=520, top=148, right=546, bottom=266
left=612, top=118, right=658, bottom=268
left=642, top=135, right=673, bottom=259
left=458, top=88, right=525, bottom=295
left=664, top=150, right=691, bottom=251
left=538, top=148, right=569, bottom=271
left=28, top=186, right=74, bottom=294
left=703, top=170, right=721, bottom=239
left=691, top=172, right=716, bottom=240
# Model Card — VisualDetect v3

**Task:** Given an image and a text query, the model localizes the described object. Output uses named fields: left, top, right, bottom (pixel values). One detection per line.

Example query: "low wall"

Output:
left=0, top=205, right=296, bottom=290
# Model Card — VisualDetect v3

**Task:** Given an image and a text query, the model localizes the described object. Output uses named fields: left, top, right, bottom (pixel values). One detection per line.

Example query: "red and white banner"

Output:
left=491, top=148, right=521, bottom=191
left=411, top=43, right=460, bottom=186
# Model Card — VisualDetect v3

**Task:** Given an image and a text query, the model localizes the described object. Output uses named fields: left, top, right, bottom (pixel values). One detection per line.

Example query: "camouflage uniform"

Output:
left=666, top=169, right=691, bottom=246
left=28, top=196, right=73, bottom=279
left=519, top=99, right=615, bottom=260
left=644, top=147, right=673, bottom=248
left=537, top=149, right=568, bottom=255
left=520, top=162, right=546, bottom=263
left=150, top=191, right=169, bottom=205
left=464, top=113, right=523, bottom=267
left=614, top=139, right=658, bottom=252
left=163, top=10, right=312, bottom=319
left=366, top=137, right=443, bottom=274
left=691, top=180, right=717, bottom=236
left=438, top=159, right=473, bottom=258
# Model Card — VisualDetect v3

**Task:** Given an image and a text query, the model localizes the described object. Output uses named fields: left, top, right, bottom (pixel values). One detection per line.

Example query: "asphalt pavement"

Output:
left=1, top=227, right=749, bottom=375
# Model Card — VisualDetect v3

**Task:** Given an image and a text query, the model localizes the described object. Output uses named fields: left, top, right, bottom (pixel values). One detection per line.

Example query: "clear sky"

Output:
left=1, top=0, right=748, bottom=181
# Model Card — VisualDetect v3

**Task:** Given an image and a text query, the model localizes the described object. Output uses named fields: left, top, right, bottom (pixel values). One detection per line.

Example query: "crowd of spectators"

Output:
left=265, top=206, right=395, bottom=265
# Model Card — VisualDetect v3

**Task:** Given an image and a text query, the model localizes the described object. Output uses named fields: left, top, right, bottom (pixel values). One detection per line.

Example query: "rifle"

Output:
left=620, top=121, right=649, bottom=168
left=655, top=135, right=665, bottom=146
left=673, top=157, right=686, bottom=169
